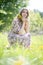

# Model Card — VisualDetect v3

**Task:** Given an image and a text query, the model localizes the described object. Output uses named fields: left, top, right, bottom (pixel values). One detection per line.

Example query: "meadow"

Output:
left=0, top=32, right=43, bottom=65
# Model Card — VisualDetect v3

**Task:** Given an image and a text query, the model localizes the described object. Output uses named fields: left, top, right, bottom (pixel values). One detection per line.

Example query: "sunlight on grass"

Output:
left=0, top=32, right=43, bottom=65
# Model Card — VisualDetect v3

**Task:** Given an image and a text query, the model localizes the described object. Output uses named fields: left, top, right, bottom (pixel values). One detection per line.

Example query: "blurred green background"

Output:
left=0, top=0, right=28, bottom=32
left=0, top=0, right=43, bottom=34
left=0, top=0, right=43, bottom=65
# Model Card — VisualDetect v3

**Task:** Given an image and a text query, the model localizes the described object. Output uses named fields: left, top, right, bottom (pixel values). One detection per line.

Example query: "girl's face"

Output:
left=21, top=9, right=28, bottom=18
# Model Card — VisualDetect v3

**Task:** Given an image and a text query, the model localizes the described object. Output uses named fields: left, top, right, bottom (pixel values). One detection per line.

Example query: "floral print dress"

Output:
left=8, top=18, right=30, bottom=47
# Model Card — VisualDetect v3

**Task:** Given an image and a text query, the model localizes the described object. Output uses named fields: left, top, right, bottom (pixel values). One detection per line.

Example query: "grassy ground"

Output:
left=0, top=32, right=43, bottom=65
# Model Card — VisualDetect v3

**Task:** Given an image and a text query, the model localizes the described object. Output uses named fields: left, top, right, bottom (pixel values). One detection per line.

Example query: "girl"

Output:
left=8, top=8, right=30, bottom=48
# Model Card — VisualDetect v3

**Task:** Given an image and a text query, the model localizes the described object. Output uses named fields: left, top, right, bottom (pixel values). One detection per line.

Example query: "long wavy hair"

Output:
left=17, top=8, right=29, bottom=21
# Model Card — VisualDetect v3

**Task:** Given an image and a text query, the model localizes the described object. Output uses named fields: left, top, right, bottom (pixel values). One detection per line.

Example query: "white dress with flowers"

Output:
left=8, top=18, right=30, bottom=47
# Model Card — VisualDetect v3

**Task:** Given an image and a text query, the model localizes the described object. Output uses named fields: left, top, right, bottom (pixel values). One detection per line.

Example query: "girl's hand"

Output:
left=24, top=21, right=29, bottom=33
left=22, top=17, right=28, bottom=22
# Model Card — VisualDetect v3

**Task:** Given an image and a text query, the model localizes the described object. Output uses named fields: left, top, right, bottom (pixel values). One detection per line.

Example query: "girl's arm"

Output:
left=11, top=18, right=20, bottom=33
left=24, top=19, right=30, bottom=33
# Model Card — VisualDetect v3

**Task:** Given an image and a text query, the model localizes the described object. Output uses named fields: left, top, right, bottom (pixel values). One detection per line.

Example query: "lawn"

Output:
left=0, top=32, right=43, bottom=65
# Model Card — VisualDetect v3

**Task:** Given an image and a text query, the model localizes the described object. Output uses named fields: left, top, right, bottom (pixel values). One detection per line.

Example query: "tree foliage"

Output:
left=0, top=0, right=28, bottom=31
left=30, top=10, right=43, bottom=33
left=0, top=0, right=43, bottom=33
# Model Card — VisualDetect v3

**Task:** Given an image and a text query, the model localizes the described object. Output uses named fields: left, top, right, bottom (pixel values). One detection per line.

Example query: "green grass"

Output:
left=0, top=32, right=43, bottom=65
